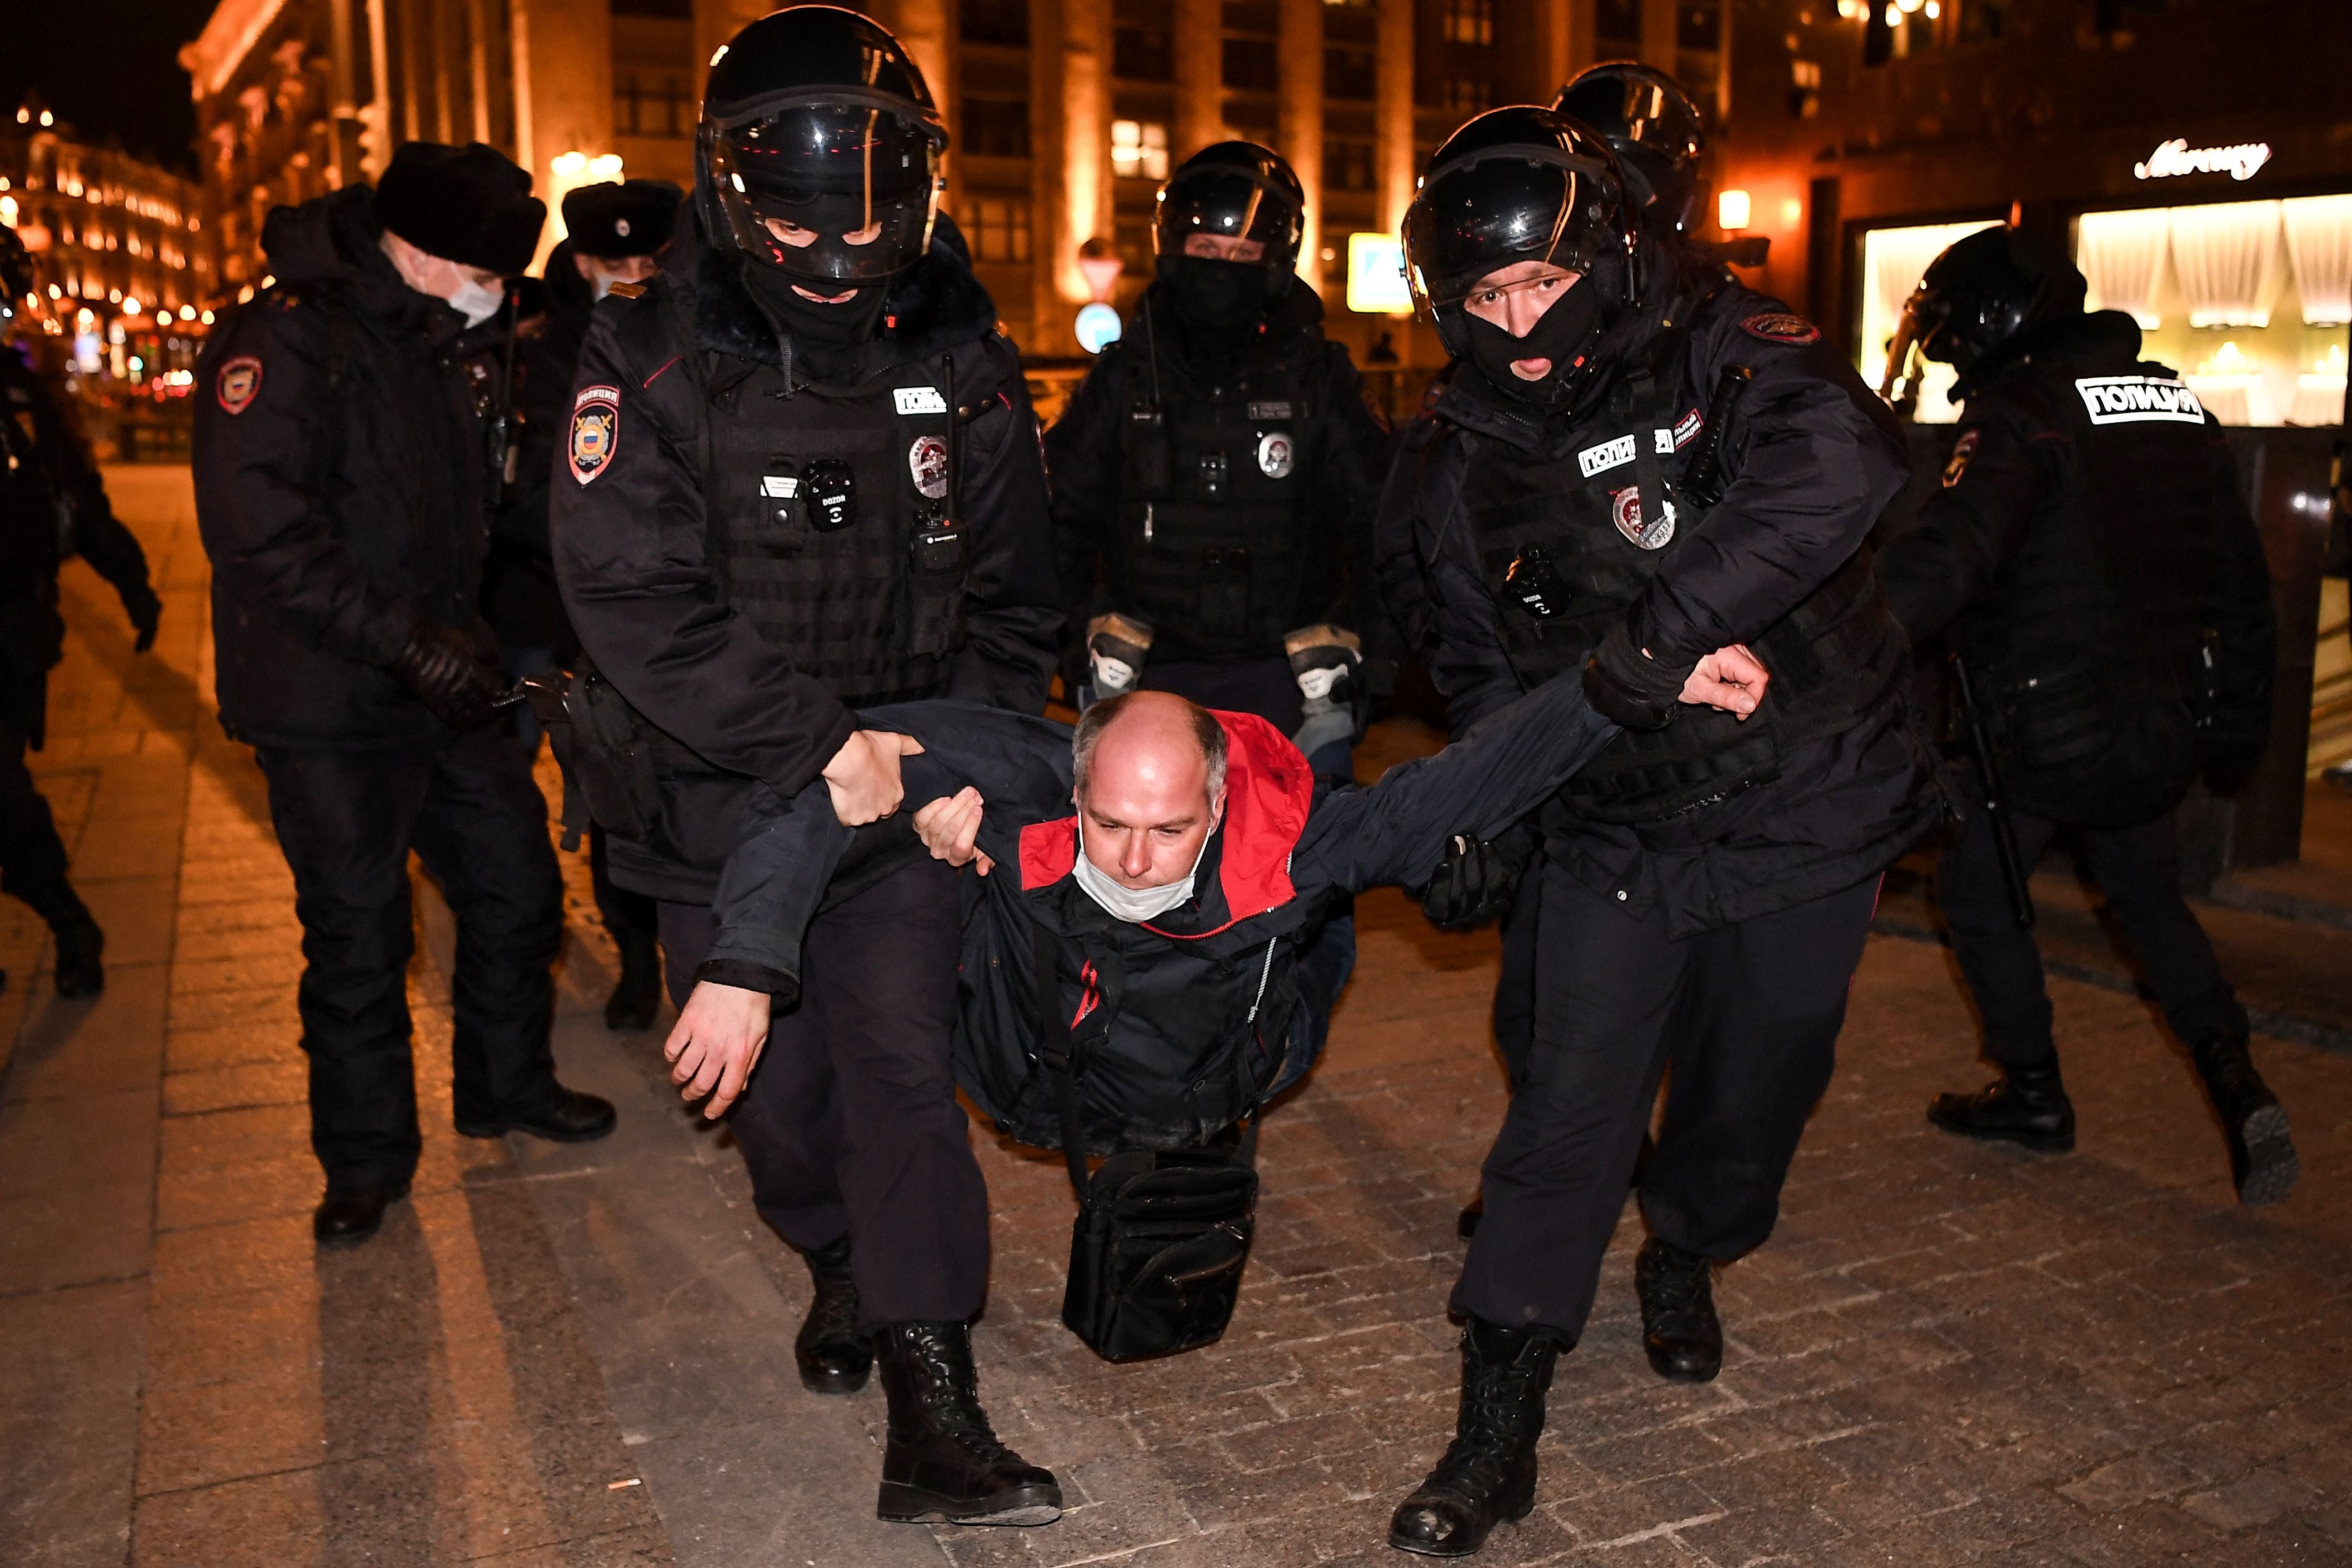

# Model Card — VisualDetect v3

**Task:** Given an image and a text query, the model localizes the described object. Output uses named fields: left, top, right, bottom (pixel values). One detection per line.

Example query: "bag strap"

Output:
left=1031, top=923, right=1093, bottom=1195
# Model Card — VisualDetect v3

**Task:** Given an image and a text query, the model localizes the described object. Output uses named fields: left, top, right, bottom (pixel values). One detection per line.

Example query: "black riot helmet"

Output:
left=1404, top=106, right=1640, bottom=375
left=1153, top=142, right=1306, bottom=288
left=695, top=6, right=946, bottom=287
left=1881, top=224, right=2088, bottom=402
left=0, top=224, right=33, bottom=303
left=1554, top=62, right=1707, bottom=241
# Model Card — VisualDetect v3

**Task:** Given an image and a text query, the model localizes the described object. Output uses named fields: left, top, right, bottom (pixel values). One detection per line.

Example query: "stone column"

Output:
left=326, top=0, right=366, bottom=188
left=510, top=0, right=612, bottom=264
left=1375, top=0, right=1414, bottom=237
left=1032, top=0, right=1112, bottom=354
left=1277, top=0, right=1323, bottom=292
left=1640, top=0, right=1677, bottom=71
left=1172, top=0, right=1222, bottom=161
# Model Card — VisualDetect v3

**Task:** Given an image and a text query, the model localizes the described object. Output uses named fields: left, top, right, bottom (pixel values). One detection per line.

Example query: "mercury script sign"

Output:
left=2132, top=138, right=2272, bottom=182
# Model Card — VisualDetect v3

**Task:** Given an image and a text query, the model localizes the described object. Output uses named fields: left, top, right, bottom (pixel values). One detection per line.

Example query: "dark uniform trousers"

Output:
left=1455, top=859, right=1880, bottom=1340
left=254, top=727, right=564, bottom=1188
left=658, top=855, right=988, bottom=1330
left=0, top=716, right=70, bottom=917
left=1936, top=780, right=2247, bottom=1066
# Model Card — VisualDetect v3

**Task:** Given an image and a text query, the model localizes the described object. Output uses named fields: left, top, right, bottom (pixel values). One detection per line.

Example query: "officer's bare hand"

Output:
left=821, top=729, right=925, bottom=825
left=664, top=981, right=771, bottom=1119
left=1679, top=643, right=1769, bottom=719
left=912, top=786, right=995, bottom=876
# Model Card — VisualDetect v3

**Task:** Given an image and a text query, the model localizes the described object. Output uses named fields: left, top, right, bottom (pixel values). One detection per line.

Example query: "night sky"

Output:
left=1, top=0, right=220, bottom=174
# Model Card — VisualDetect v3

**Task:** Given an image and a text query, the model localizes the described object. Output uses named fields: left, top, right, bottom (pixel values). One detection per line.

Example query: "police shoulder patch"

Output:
left=570, top=384, right=621, bottom=485
left=1739, top=311, right=1821, bottom=346
left=216, top=355, right=264, bottom=415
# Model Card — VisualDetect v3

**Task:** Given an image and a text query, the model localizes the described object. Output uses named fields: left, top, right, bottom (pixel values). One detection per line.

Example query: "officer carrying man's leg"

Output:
left=193, top=142, right=616, bottom=1249
left=1045, top=142, right=1395, bottom=780
left=1875, top=225, right=2295, bottom=1205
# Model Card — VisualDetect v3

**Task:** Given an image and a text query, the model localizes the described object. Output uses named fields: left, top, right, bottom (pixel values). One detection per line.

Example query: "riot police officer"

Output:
left=0, top=227, right=160, bottom=998
left=1045, top=142, right=1392, bottom=774
left=194, top=141, right=616, bottom=1249
left=490, top=179, right=682, bottom=1031
left=547, top=8, right=1064, bottom=1527
left=1377, top=108, right=1939, bottom=1556
left=1875, top=225, right=2291, bottom=1205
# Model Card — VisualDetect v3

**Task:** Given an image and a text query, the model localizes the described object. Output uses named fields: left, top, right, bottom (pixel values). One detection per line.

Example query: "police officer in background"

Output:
left=548, top=8, right=1064, bottom=1528
left=490, top=179, right=681, bottom=1031
left=194, top=142, right=616, bottom=1249
left=1378, top=109, right=1939, bottom=1556
left=1875, top=226, right=2293, bottom=1205
left=0, top=227, right=161, bottom=999
left=1046, top=143, right=1392, bottom=775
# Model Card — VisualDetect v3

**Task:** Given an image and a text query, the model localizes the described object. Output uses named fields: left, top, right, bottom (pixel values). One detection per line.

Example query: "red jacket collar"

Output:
left=1017, top=711, right=1313, bottom=935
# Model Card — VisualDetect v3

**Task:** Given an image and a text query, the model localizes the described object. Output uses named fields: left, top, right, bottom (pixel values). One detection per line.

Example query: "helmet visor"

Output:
left=709, top=106, right=942, bottom=283
left=1404, top=148, right=1619, bottom=317
left=1153, top=168, right=1300, bottom=263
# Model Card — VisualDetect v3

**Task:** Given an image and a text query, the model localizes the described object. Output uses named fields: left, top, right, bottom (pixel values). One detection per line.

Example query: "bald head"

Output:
left=1072, top=692, right=1229, bottom=890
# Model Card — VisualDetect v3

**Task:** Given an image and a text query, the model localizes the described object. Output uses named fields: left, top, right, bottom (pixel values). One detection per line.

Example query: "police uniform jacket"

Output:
left=1, top=343, right=156, bottom=743
left=1045, top=281, right=1393, bottom=668
left=550, top=218, right=1061, bottom=902
left=702, top=673, right=1616, bottom=1151
left=1377, top=276, right=1942, bottom=937
left=483, top=254, right=593, bottom=658
left=1876, top=310, right=2275, bottom=823
left=193, top=185, right=498, bottom=750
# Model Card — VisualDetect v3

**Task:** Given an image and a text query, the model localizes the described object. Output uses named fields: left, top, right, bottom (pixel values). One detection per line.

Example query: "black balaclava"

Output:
left=1157, top=253, right=1269, bottom=367
left=1456, top=274, right=1604, bottom=408
left=741, top=264, right=890, bottom=384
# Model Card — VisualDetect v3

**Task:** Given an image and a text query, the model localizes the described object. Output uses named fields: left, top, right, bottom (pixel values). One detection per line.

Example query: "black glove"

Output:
left=391, top=621, right=507, bottom=728
left=121, top=586, right=161, bottom=653
left=1420, top=823, right=1539, bottom=931
left=1582, top=620, right=1692, bottom=732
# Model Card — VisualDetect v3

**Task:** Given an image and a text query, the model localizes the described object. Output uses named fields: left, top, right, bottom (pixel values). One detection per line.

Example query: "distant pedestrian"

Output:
left=193, top=141, right=615, bottom=1249
left=0, top=226, right=162, bottom=1000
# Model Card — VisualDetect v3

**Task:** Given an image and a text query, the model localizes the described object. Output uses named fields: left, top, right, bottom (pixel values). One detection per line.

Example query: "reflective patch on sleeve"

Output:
left=570, top=384, right=621, bottom=485
left=1942, top=428, right=1981, bottom=488
left=1739, top=311, right=1822, bottom=345
left=216, top=355, right=263, bottom=415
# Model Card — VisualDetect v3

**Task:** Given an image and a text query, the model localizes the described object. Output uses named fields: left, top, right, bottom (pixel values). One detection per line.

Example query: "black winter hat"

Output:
left=375, top=141, right=546, bottom=274
left=562, top=179, right=683, bottom=259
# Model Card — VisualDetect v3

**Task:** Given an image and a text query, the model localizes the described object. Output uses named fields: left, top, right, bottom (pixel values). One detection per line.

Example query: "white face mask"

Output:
left=1072, top=823, right=1210, bottom=924
left=448, top=276, right=504, bottom=327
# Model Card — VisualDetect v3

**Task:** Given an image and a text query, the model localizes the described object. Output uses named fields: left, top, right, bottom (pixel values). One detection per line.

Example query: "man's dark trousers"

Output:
left=0, top=716, right=71, bottom=917
left=254, top=726, right=565, bottom=1190
left=659, top=855, right=987, bottom=1329
left=1454, top=860, right=1881, bottom=1339
left=1935, top=782, right=2246, bottom=1065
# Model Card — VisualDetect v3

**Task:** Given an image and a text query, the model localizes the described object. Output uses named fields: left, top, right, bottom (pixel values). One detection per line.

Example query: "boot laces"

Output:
left=1427, top=1352, right=1546, bottom=1498
left=903, top=1334, right=1015, bottom=1457
left=1642, top=1244, right=1711, bottom=1317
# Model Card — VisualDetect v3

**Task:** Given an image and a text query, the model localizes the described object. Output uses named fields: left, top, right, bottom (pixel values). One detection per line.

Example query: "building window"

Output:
left=1326, top=138, right=1376, bottom=192
left=615, top=72, right=692, bottom=137
left=1221, top=36, right=1280, bottom=92
left=1594, top=0, right=1641, bottom=48
left=962, top=0, right=1029, bottom=45
left=1324, top=45, right=1376, bottom=101
left=1114, top=26, right=1173, bottom=81
left=1676, top=1, right=1722, bottom=51
left=1437, top=77, right=1491, bottom=113
left=1959, top=0, right=2004, bottom=39
left=1441, top=0, right=1493, bottom=46
left=1111, top=120, right=1170, bottom=182
left=962, top=99, right=1032, bottom=158
left=966, top=198, right=1032, bottom=264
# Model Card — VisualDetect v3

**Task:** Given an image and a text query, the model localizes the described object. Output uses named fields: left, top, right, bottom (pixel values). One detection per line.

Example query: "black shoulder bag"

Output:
left=1035, top=926, right=1262, bottom=1362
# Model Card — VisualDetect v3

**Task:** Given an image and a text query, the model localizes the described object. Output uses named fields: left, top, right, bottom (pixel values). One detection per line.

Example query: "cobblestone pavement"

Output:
left=3, top=470, right=2349, bottom=1567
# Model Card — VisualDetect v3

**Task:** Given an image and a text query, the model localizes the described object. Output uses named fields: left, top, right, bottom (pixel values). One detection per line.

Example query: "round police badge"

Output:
left=1611, top=485, right=1676, bottom=550
left=1256, top=431, right=1294, bottom=479
left=1943, top=428, right=1980, bottom=488
left=215, top=355, right=263, bottom=416
left=1739, top=311, right=1822, bottom=346
left=909, top=434, right=950, bottom=500
left=569, top=385, right=621, bottom=486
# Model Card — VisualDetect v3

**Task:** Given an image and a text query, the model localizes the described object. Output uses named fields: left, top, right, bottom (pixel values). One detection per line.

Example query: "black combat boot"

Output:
left=1389, top=1317, right=1560, bottom=1557
left=2190, top=1033, right=2298, bottom=1207
left=313, top=1180, right=410, bottom=1245
left=604, top=929, right=661, bottom=1032
left=873, top=1321, right=1061, bottom=1527
left=1926, top=1056, right=2075, bottom=1152
left=43, top=882, right=104, bottom=999
left=1635, top=1236, right=1722, bottom=1383
left=795, top=1236, right=872, bottom=1395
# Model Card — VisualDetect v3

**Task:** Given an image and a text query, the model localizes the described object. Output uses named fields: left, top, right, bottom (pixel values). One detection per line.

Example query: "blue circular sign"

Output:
left=1076, top=301, right=1123, bottom=354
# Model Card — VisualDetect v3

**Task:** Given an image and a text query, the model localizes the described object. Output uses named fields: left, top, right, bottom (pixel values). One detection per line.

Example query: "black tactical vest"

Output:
left=0, top=366, right=63, bottom=586
left=1106, top=329, right=1316, bottom=658
left=1460, top=317, right=1911, bottom=824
